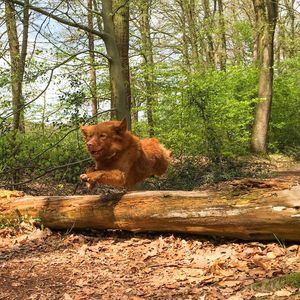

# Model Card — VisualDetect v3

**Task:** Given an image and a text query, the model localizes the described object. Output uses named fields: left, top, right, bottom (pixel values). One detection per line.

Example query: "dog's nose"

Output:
left=87, top=142, right=94, bottom=150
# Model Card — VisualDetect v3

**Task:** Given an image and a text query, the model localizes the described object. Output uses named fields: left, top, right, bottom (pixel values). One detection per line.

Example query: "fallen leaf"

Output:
left=11, top=282, right=22, bottom=287
left=227, top=295, right=244, bottom=300
left=28, top=228, right=52, bottom=241
left=266, top=252, right=277, bottom=259
left=252, top=255, right=268, bottom=270
left=78, top=244, right=88, bottom=256
left=164, top=283, right=178, bottom=289
left=63, top=293, right=73, bottom=300
left=274, top=289, right=292, bottom=297
left=218, top=280, right=241, bottom=287
left=254, top=292, right=273, bottom=298
left=143, top=249, right=158, bottom=260
left=287, top=245, right=299, bottom=252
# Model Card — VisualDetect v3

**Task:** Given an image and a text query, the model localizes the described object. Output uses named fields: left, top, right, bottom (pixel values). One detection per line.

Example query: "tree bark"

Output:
left=138, top=0, right=155, bottom=137
left=202, top=0, right=215, bottom=67
left=87, top=0, right=98, bottom=118
left=182, top=0, right=202, bottom=71
left=176, top=0, right=192, bottom=73
left=112, top=0, right=131, bottom=129
left=217, top=0, right=226, bottom=70
left=283, top=0, right=296, bottom=57
left=251, top=0, right=278, bottom=154
left=4, top=0, right=29, bottom=132
left=1, top=186, right=300, bottom=241
left=101, top=0, right=131, bottom=127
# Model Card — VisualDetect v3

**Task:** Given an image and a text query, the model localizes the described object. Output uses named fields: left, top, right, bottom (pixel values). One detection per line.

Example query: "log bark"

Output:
left=1, top=187, right=300, bottom=241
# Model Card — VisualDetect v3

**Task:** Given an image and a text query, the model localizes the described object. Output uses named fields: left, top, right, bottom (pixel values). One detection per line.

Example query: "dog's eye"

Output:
left=99, top=133, right=107, bottom=138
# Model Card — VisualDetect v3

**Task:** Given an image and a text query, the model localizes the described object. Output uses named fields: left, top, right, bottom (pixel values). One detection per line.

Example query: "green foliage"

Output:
left=0, top=125, right=90, bottom=185
left=270, top=54, right=300, bottom=157
left=133, top=64, right=258, bottom=160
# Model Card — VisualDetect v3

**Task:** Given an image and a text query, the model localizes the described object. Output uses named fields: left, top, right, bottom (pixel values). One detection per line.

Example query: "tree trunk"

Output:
left=1, top=186, right=300, bottom=241
left=217, top=0, right=226, bottom=70
left=283, top=0, right=296, bottom=57
left=4, top=0, right=29, bottom=132
left=179, top=0, right=201, bottom=71
left=138, top=0, right=155, bottom=137
left=250, top=0, right=278, bottom=154
left=202, top=0, right=215, bottom=67
left=177, top=0, right=192, bottom=73
left=112, top=0, right=131, bottom=129
left=87, top=0, right=98, bottom=118
left=89, top=0, right=130, bottom=127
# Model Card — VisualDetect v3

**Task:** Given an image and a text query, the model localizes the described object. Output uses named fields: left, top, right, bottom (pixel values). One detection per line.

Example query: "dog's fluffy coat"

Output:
left=80, top=119, right=171, bottom=189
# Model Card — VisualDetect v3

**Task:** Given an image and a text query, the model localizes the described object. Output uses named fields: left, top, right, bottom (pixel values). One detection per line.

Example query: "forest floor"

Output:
left=0, top=155, right=300, bottom=300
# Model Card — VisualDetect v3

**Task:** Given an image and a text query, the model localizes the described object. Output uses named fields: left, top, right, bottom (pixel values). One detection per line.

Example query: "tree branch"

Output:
left=10, top=0, right=110, bottom=40
left=0, top=49, right=111, bottom=125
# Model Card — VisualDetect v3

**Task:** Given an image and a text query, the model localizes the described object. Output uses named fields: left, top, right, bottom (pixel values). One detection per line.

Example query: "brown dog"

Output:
left=80, top=119, right=171, bottom=189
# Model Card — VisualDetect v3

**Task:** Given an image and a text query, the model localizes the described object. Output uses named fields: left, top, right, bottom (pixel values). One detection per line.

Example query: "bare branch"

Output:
left=1, top=158, right=91, bottom=187
left=10, top=0, right=110, bottom=40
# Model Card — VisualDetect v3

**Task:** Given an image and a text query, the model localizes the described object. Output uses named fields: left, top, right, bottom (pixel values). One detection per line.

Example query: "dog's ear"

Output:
left=115, top=118, right=127, bottom=134
left=80, top=125, right=88, bottom=137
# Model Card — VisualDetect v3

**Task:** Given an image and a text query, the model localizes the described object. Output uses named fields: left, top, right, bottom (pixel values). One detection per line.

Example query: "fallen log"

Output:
left=0, top=186, right=300, bottom=241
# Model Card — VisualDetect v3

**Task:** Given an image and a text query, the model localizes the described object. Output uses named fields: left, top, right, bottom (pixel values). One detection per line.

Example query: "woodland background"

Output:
left=0, top=0, right=299, bottom=191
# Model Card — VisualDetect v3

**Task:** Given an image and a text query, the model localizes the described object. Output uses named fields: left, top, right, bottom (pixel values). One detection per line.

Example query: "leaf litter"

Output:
left=0, top=224, right=299, bottom=300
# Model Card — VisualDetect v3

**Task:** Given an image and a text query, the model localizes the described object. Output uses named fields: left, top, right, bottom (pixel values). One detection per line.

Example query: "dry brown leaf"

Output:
left=75, top=278, right=86, bottom=287
left=164, top=283, right=178, bottom=289
left=190, top=256, right=209, bottom=269
left=274, top=289, right=293, bottom=297
left=28, top=228, right=52, bottom=241
left=78, top=244, right=88, bottom=256
left=218, top=280, right=241, bottom=287
left=248, top=269, right=267, bottom=277
left=266, top=251, right=277, bottom=259
left=271, top=246, right=285, bottom=257
left=227, top=295, right=244, bottom=300
left=11, top=282, right=22, bottom=287
left=63, top=293, right=73, bottom=300
left=252, top=255, right=269, bottom=270
left=254, top=292, right=273, bottom=298
left=143, top=248, right=158, bottom=260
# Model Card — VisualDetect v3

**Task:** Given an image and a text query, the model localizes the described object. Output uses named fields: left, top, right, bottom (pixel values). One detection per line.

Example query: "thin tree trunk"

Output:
left=87, top=0, right=98, bottom=118
left=177, top=0, right=192, bottom=72
left=217, top=0, right=226, bottom=70
left=251, top=0, right=278, bottom=154
left=180, top=0, right=201, bottom=71
left=202, top=0, right=215, bottom=67
left=284, top=0, right=296, bottom=56
left=138, top=0, right=155, bottom=137
left=4, top=0, right=29, bottom=132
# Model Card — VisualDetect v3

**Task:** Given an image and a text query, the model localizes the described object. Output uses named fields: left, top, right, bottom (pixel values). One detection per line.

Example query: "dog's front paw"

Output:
left=80, top=173, right=95, bottom=189
left=80, top=173, right=89, bottom=182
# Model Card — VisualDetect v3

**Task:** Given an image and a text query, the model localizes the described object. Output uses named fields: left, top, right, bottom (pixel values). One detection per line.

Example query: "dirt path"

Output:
left=0, top=227, right=300, bottom=300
